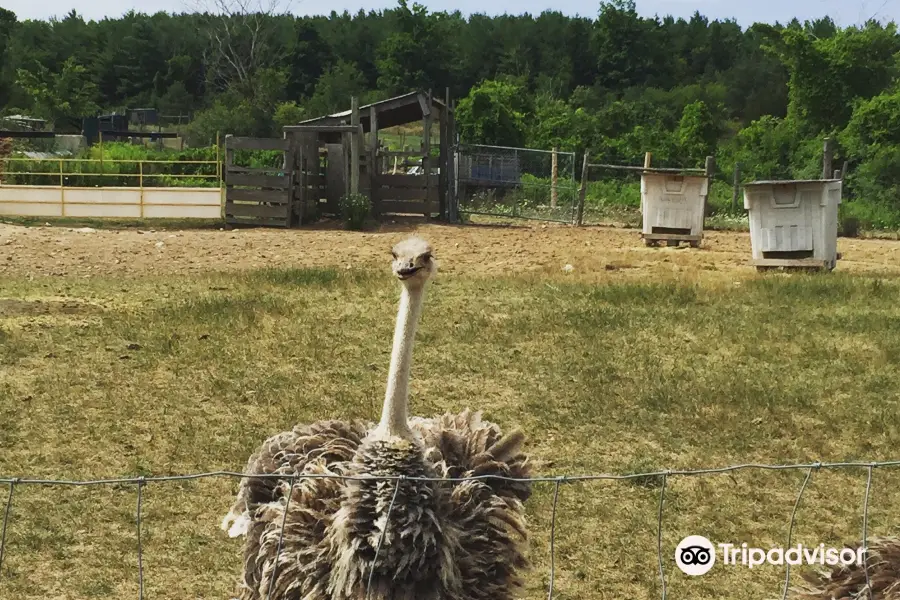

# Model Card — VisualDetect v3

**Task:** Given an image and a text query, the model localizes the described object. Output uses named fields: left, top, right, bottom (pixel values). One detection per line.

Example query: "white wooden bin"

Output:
left=640, top=172, right=709, bottom=247
left=742, top=179, right=841, bottom=271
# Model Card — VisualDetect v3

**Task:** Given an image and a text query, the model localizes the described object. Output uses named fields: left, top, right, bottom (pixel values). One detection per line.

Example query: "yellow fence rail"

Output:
left=0, top=157, right=226, bottom=220
left=0, top=157, right=223, bottom=189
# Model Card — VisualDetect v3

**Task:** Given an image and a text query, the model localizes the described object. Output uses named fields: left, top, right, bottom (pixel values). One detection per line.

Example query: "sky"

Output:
left=3, top=0, right=898, bottom=28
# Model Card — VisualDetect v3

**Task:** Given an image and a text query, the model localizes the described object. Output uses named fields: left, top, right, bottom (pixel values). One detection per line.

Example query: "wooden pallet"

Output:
left=751, top=257, right=834, bottom=272
left=641, top=232, right=702, bottom=248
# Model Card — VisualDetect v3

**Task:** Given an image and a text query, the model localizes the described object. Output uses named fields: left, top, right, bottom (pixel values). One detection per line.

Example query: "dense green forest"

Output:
left=2, top=1, right=900, bottom=228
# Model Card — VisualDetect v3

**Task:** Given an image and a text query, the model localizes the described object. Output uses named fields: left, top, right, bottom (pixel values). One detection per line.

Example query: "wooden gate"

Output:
left=224, top=135, right=293, bottom=228
left=373, top=172, right=440, bottom=215
left=283, top=124, right=364, bottom=221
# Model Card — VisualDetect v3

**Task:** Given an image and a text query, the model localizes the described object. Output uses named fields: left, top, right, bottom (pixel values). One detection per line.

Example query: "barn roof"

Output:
left=297, top=91, right=450, bottom=132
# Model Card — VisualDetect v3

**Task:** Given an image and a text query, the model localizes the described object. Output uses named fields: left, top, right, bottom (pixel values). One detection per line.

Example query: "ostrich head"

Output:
left=390, top=236, right=437, bottom=288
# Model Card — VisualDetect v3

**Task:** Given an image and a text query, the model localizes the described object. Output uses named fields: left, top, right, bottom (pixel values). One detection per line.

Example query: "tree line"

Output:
left=1, top=1, right=900, bottom=227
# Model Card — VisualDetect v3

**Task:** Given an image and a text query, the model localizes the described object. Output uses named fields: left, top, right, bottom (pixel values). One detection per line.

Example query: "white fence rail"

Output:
left=0, top=185, right=223, bottom=219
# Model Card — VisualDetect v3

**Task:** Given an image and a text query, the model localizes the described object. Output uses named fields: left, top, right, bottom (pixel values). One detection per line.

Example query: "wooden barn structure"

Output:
left=222, top=90, right=458, bottom=227
left=296, top=90, right=457, bottom=219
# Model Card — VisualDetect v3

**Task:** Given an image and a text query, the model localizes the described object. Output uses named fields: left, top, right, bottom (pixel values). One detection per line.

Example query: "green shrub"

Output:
left=339, top=192, right=371, bottom=230
left=839, top=210, right=861, bottom=238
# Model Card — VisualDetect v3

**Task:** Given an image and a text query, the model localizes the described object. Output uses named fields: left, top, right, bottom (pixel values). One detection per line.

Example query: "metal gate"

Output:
left=455, top=143, right=578, bottom=223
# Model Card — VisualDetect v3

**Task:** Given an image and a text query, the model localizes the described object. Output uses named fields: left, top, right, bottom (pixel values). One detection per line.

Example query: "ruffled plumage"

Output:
left=789, top=536, right=900, bottom=600
left=222, top=409, right=531, bottom=600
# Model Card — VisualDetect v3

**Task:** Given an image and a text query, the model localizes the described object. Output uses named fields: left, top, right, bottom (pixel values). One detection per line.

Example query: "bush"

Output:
left=339, top=192, right=371, bottom=230
left=3, top=142, right=221, bottom=187
left=839, top=209, right=861, bottom=238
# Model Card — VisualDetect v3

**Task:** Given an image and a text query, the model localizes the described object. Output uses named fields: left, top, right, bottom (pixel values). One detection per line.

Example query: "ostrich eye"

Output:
left=391, top=252, right=397, bottom=259
left=422, top=253, right=432, bottom=261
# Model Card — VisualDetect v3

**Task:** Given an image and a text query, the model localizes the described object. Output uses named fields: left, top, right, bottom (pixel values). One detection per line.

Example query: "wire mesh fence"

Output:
left=456, top=143, right=578, bottom=223
left=576, top=162, right=646, bottom=227
left=574, top=156, right=754, bottom=232
left=1, top=459, right=898, bottom=600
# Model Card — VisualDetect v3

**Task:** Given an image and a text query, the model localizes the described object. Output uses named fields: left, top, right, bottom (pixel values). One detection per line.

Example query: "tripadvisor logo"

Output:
left=674, top=535, right=865, bottom=576
left=675, top=535, right=716, bottom=576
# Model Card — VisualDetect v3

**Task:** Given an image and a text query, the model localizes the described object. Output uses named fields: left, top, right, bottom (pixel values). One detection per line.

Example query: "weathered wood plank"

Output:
left=226, top=173, right=291, bottom=188
left=225, top=215, right=290, bottom=228
left=283, top=125, right=360, bottom=133
left=350, top=97, right=360, bottom=195
left=224, top=202, right=292, bottom=219
left=226, top=165, right=288, bottom=175
left=418, top=93, right=431, bottom=118
left=422, top=109, right=432, bottom=210
left=376, top=174, right=438, bottom=188
left=751, top=258, right=829, bottom=268
left=375, top=187, right=439, bottom=203
left=226, top=188, right=290, bottom=204
left=379, top=200, right=441, bottom=215
left=641, top=232, right=702, bottom=242
left=381, top=150, right=424, bottom=158
left=300, top=174, right=325, bottom=186
left=375, top=187, right=429, bottom=201
left=226, top=137, right=291, bottom=151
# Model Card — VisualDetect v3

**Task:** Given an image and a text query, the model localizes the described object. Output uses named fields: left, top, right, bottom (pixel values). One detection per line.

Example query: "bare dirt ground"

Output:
left=1, top=218, right=899, bottom=282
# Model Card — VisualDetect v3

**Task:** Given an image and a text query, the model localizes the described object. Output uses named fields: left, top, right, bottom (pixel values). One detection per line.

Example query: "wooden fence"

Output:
left=223, top=135, right=293, bottom=228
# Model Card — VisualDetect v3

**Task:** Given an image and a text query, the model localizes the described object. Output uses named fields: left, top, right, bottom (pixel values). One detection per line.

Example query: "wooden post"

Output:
left=438, top=99, right=447, bottom=219
left=575, top=151, right=589, bottom=226
left=350, top=96, right=359, bottom=195
left=224, top=134, right=234, bottom=220
left=370, top=105, right=378, bottom=213
left=643, top=152, right=652, bottom=169
left=447, top=96, right=458, bottom=222
left=732, top=162, right=741, bottom=213
left=704, top=155, right=716, bottom=218
left=215, top=131, right=221, bottom=182
left=422, top=105, right=432, bottom=216
left=551, top=146, right=558, bottom=208
left=281, top=127, right=289, bottom=173
left=822, top=137, right=833, bottom=180
left=342, top=131, right=350, bottom=198
left=841, top=160, right=848, bottom=180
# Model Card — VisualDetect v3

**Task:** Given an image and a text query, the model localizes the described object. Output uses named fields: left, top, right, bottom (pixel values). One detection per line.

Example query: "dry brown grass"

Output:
left=1, top=222, right=900, bottom=599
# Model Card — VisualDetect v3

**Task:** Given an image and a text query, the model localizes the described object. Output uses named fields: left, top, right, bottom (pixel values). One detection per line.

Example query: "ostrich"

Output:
left=222, top=236, right=532, bottom=600
left=789, top=536, right=900, bottom=600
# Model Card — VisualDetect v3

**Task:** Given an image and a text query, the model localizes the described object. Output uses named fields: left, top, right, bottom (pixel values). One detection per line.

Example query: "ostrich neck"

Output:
left=377, top=283, right=425, bottom=438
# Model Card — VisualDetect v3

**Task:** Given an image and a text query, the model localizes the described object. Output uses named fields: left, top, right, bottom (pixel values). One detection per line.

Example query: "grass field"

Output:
left=1, top=221, right=900, bottom=599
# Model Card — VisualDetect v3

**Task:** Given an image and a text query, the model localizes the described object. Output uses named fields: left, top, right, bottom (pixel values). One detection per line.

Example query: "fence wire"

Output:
left=456, top=143, right=578, bottom=224
left=1, top=460, right=897, bottom=600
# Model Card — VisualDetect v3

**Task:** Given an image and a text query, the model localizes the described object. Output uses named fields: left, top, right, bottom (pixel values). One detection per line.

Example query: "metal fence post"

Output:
left=139, top=161, right=144, bottom=218
left=59, top=159, right=65, bottom=216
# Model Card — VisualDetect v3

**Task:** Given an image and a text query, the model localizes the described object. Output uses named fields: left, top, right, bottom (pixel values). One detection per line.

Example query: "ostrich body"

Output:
left=790, top=537, right=900, bottom=600
left=222, top=237, right=531, bottom=600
